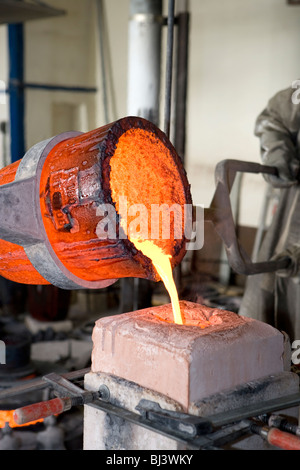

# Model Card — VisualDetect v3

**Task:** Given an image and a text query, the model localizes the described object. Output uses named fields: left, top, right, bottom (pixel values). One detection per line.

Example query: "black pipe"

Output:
left=174, top=11, right=190, bottom=164
left=164, top=0, right=175, bottom=139
left=8, top=23, right=25, bottom=163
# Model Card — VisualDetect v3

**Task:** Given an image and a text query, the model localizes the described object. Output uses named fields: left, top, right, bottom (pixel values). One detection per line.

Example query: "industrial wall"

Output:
left=1, top=0, right=300, bottom=228
left=25, top=0, right=98, bottom=141
left=186, top=0, right=300, bottom=227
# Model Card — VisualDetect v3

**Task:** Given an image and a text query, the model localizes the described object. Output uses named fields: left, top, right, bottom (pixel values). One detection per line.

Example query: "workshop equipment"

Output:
left=3, top=361, right=300, bottom=450
left=13, top=372, right=100, bottom=425
left=0, top=133, right=298, bottom=450
left=0, top=116, right=191, bottom=290
left=249, top=421, right=300, bottom=451
left=84, top=300, right=299, bottom=450
left=0, top=113, right=292, bottom=291
left=204, top=159, right=292, bottom=276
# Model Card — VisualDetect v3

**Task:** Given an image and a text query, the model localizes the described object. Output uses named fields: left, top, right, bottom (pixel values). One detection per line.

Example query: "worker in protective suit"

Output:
left=239, top=85, right=300, bottom=342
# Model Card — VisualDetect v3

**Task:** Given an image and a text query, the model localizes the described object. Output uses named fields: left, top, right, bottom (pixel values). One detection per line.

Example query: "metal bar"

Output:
left=43, top=372, right=87, bottom=398
left=88, top=398, right=209, bottom=449
left=0, top=367, right=90, bottom=401
left=88, top=399, right=197, bottom=448
left=88, top=398, right=250, bottom=449
left=16, top=82, right=97, bottom=93
left=88, top=390, right=300, bottom=448
left=209, top=392, right=300, bottom=428
left=196, top=421, right=251, bottom=450
left=96, top=0, right=109, bottom=122
left=205, top=159, right=292, bottom=275
left=164, top=0, right=175, bottom=138
left=252, top=185, right=276, bottom=262
left=136, top=398, right=212, bottom=437
left=8, top=23, right=25, bottom=162
left=174, top=10, right=190, bottom=162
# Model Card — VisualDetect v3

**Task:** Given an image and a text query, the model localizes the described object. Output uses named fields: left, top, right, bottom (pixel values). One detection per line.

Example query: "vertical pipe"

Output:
left=173, top=0, right=190, bottom=289
left=122, top=0, right=163, bottom=313
left=8, top=24, right=25, bottom=163
left=174, top=0, right=190, bottom=163
left=96, top=0, right=117, bottom=123
left=164, top=0, right=175, bottom=139
left=127, top=0, right=163, bottom=125
left=96, top=0, right=109, bottom=123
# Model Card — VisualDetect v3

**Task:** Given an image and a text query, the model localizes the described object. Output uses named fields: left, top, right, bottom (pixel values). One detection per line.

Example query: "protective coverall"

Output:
left=239, top=85, right=300, bottom=342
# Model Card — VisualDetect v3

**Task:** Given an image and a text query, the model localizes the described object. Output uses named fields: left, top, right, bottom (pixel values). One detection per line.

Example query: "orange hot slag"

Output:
left=110, top=128, right=188, bottom=325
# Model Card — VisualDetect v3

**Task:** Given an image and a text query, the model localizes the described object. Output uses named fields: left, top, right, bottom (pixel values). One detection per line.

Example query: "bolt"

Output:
left=98, top=384, right=110, bottom=402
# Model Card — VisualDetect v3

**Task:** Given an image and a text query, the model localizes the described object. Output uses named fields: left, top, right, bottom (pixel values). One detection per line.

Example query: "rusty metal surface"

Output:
left=205, top=159, right=292, bottom=275
left=13, top=397, right=71, bottom=426
left=0, top=117, right=191, bottom=288
left=13, top=371, right=99, bottom=425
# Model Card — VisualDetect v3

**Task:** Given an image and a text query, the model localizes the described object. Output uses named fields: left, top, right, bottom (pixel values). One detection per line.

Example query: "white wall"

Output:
left=24, top=0, right=99, bottom=147
left=103, top=0, right=300, bottom=227
left=186, top=0, right=300, bottom=226
left=1, top=0, right=300, bottom=227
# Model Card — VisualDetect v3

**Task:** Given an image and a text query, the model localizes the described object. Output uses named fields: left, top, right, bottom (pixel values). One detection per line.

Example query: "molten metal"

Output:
left=109, top=125, right=190, bottom=323
left=0, top=117, right=192, bottom=291
left=131, top=239, right=183, bottom=323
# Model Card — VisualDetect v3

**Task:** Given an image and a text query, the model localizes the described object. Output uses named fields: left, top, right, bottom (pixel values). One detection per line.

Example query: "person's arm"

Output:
left=255, top=86, right=300, bottom=187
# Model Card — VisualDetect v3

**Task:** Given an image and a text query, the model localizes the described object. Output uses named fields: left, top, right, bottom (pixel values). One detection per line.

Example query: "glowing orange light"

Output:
left=131, top=239, right=183, bottom=324
left=110, top=127, right=188, bottom=325
left=0, top=410, right=43, bottom=429
left=0, top=118, right=192, bottom=293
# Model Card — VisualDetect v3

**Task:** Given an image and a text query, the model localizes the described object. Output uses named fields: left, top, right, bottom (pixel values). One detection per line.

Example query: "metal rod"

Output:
left=209, top=392, right=300, bottom=428
left=88, top=399, right=198, bottom=449
left=8, top=23, right=25, bottom=162
left=96, top=0, right=110, bottom=123
left=174, top=7, right=190, bottom=162
left=252, top=185, right=275, bottom=262
left=88, top=398, right=251, bottom=449
left=24, top=82, right=97, bottom=93
left=127, top=0, right=162, bottom=125
left=0, top=367, right=90, bottom=401
left=164, top=0, right=175, bottom=138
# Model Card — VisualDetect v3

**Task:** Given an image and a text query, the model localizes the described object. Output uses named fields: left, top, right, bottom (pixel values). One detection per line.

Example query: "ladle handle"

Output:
left=204, top=159, right=291, bottom=275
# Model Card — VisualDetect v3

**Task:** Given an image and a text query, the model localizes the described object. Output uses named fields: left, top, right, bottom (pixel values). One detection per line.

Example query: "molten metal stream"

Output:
left=0, top=118, right=192, bottom=291
left=109, top=126, right=188, bottom=325
left=131, top=239, right=183, bottom=324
